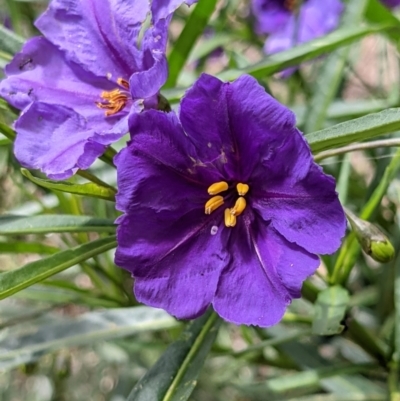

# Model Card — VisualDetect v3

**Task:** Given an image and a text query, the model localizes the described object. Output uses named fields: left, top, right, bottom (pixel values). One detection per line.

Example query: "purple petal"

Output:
left=14, top=102, right=124, bottom=180
left=225, top=74, right=298, bottom=180
left=180, top=73, right=299, bottom=182
left=380, top=0, right=400, bottom=8
left=115, top=210, right=228, bottom=319
left=0, top=37, right=117, bottom=130
left=213, top=214, right=319, bottom=327
left=129, top=21, right=169, bottom=99
left=180, top=74, right=235, bottom=178
left=151, top=0, right=198, bottom=22
left=266, top=0, right=343, bottom=55
left=116, top=110, right=208, bottom=216
left=252, top=0, right=290, bottom=35
left=252, top=163, right=346, bottom=255
left=35, top=0, right=148, bottom=79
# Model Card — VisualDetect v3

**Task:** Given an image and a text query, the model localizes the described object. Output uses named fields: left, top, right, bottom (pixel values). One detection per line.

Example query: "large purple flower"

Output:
left=0, top=0, right=196, bottom=180
left=114, top=73, right=346, bottom=327
left=380, top=0, right=400, bottom=8
left=253, top=0, right=343, bottom=73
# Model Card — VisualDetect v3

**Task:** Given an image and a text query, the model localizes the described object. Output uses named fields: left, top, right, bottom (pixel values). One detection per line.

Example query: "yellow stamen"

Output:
left=205, top=196, right=224, bottom=215
left=117, top=78, right=130, bottom=89
left=231, top=197, right=246, bottom=216
left=224, top=208, right=237, bottom=227
left=96, top=78, right=130, bottom=116
left=208, top=181, right=229, bottom=195
left=236, top=183, right=249, bottom=196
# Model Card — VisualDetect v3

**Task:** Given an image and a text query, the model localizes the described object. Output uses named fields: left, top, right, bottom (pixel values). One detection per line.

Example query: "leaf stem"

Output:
left=162, top=312, right=220, bottom=401
left=314, top=137, right=400, bottom=162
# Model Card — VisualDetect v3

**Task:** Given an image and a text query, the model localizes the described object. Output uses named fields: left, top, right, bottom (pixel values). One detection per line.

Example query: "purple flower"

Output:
left=0, top=0, right=195, bottom=180
left=114, top=73, right=346, bottom=327
left=380, top=0, right=400, bottom=8
left=252, top=0, right=343, bottom=75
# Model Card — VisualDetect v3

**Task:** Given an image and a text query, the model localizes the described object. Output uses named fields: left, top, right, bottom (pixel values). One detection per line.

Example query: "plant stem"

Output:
left=314, top=138, right=400, bottom=162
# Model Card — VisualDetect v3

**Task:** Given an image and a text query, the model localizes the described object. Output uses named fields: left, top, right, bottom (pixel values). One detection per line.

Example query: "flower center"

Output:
left=283, top=0, right=300, bottom=12
left=204, top=181, right=249, bottom=228
left=96, top=78, right=130, bottom=116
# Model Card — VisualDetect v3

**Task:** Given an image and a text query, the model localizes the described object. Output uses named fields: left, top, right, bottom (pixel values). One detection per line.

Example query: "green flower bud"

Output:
left=346, top=209, right=395, bottom=263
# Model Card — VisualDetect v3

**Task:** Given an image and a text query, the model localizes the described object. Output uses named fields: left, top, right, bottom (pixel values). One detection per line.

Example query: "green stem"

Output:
left=77, top=170, right=117, bottom=192
left=162, top=312, right=220, bottom=401
left=330, top=148, right=400, bottom=285
left=314, top=138, right=400, bottom=162
left=100, top=146, right=117, bottom=167
left=302, top=280, right=387, bottom=364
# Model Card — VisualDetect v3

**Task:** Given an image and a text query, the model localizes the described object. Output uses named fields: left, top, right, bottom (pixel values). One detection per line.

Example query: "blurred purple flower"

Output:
left=114, top=73, right=346, bottom=327
left=252, top=0, right=344, bottom=76
left=380, top=0, right=400, bottom=8
left=0, top=0, right=196, bottom=180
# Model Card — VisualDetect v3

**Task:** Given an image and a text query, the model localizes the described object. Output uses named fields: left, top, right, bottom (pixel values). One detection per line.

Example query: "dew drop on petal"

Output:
left=211, top=226, right=218, bottom=235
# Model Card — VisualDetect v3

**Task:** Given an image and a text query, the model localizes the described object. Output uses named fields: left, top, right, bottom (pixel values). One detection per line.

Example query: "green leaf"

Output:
left=21, top=168, right=116, bottom=201
left=188, top=33, right=233, bottom=63
left=238, top=363, right=377, bottom=400
left=0, top=235, right=117, bottom=300
left=0, top=241, right=59, bottom=254
left=165, top=0, right=218, bottom=88
left=0, top=121, right=16, bottom=141
left=285, top=394, right=386, bottom=401
left=308, top=108, right=400, bottom=153
left=0, top=214, right=115, bottom=234
left=312, top=286, right=350, bottom=336
left=218, top=23, right=394, bottom=81
left=0, top=306, right=178, bottom=370
left=0, top=25, right=24, bottom=55
left=127, top=310, right=221, bottom=401
left=365, top=0, right=400, bottom=42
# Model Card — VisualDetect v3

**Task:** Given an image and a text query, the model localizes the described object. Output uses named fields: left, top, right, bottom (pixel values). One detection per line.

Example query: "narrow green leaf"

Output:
left=0, top=121, right=16, bottom=141
left=307, top=108, right=400, bottom=153
left=165, top=0, right=218, bottom=87
left=21, top=168, right=116, bottom=201
left=188, top=33, right=233, bottom=63
left=218, top=23, right=394, bottom=81
left=127, top=310, right=221, bottom=401
left=0, top=25, right=24, bottom=55
left=0, top=215, right=115, bottom=234
left=330, top=148, right=400, bottom=285
left=0, top=241, right=58, bottom=254
left=365, top=0, right=400, bottom=42
left=312, top=286, right=350, bottom=336
left=238, top=363, right=377, bottom=399
left=0, top=235, right=117, bottom=300
left=0, top=306, right=178, bottom=370
left=285, top=394, right=385, bottom=401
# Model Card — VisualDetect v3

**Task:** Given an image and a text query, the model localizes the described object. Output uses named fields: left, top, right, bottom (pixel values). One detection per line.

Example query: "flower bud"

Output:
left=346, top=209, right=395, bottom=263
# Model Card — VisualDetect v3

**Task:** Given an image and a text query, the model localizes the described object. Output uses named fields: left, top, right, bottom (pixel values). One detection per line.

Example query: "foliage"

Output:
left=1, top=0, right=400, bottom=400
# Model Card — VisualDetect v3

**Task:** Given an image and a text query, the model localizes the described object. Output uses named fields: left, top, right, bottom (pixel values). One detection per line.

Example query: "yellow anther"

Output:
left=96, top=77, right=130, bottom=116
left=207, top=181, right=229, bottom=195
left=224, top=208, right=237, bottom=227
left=231, top=197, right=246, bottom=216
left=117, top=78, right=130, bottom=89
left=236, top=183, right=249, bottom=196
left=205, top=196, right=224, bottom=215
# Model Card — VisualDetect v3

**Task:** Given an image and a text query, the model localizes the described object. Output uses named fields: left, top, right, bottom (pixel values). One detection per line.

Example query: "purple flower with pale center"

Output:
left=252, top=0, right=343, bottom=75
left=380, top=0, right=400, bottom=8
left=0, top=0, right=196, bottom=180
left=114, top=73, right=346, bottom=327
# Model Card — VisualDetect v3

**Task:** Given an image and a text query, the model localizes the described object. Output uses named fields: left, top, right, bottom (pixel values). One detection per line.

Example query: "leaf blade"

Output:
left=0, top=235, right=117, bottom=300
left=127, top=311, right=221, bottom=401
